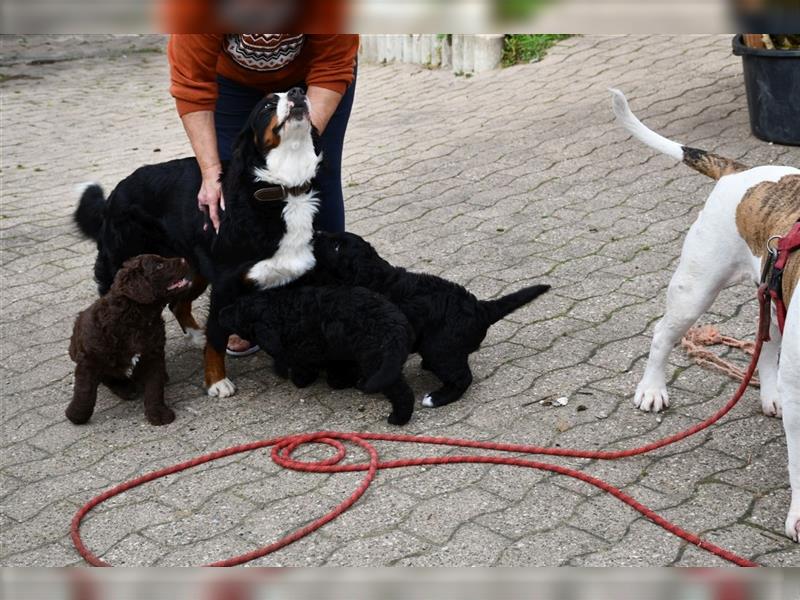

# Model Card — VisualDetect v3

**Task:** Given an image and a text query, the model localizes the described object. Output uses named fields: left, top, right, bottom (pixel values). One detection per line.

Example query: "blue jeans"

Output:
left=214, top=70, right=356, bottom=233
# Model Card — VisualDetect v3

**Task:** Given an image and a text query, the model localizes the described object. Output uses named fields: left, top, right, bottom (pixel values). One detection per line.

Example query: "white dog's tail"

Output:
left=609, top=88, right=748, bottom=180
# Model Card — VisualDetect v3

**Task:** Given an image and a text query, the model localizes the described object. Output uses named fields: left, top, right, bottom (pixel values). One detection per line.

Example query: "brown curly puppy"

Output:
left=66, top=254, right=191, bottom=426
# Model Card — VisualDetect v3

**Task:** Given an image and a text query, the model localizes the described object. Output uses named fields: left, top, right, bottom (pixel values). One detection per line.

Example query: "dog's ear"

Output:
left=234, top=96, right=281, bottom=163
left=232, top=102, right=265, bottom=165
left=115, top=258, right=157, bottom=304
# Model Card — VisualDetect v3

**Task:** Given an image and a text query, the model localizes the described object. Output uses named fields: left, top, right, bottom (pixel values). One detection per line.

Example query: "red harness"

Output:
left=762, top=220, right=800, bottom=334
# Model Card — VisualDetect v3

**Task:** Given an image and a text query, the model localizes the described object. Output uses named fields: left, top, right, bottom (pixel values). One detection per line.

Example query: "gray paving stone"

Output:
left=475, top=481, right=585, bottom=540
left=325, top=530, right=428, bottom=566
left=401, top=488, right=508, bottom=545
left=0, top=542, right=81, bottom=568
left=498, top=526, right=606, bottom=566
left=396, top=523, right=509, bottom=567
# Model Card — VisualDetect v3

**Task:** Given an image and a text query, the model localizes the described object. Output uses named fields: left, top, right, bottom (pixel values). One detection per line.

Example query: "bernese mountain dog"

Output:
left=74, top=87, right=320, bottom=398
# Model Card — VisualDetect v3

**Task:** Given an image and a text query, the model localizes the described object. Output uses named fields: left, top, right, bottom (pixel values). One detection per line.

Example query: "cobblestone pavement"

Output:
left=2, top=34, right=799, bottom=567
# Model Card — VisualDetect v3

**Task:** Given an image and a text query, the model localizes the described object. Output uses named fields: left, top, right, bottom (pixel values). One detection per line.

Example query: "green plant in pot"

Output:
left=733, top=34, right=800, bottom=146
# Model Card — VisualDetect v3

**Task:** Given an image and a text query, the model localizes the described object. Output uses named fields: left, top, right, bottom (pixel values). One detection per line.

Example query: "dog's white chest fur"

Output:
left=247, top=191, right=319, bottom=289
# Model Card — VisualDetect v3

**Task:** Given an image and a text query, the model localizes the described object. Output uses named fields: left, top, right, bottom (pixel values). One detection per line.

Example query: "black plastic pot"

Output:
left=732, top=34, right=800, bottom=146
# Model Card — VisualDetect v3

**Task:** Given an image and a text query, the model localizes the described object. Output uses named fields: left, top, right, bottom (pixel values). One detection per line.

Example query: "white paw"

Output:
left=184, top=327, right=206, bottom=348
left=634, top=382, right=670, bottom=412
left=207, top=378, right=236, bottom=398
left=760, top=395, right=783, bottom=418
left=786, top=506, right=800, bottom=542
left=247, top=253, right=315, bottom=290
left=421, top=393, right=434, bottom=408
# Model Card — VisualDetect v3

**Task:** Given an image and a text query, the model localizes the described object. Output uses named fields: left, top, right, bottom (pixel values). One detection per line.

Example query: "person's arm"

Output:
left=168, top=34, right=225, bottom=231
left=181, top=110, right=224, bottom=231
left=304, top=35, right=358, bottom=134
left=306, top=85, right=343, bottom=134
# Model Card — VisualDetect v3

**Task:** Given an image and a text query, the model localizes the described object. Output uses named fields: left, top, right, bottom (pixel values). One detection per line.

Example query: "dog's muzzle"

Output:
left=287, top=87, right=309, bottom=120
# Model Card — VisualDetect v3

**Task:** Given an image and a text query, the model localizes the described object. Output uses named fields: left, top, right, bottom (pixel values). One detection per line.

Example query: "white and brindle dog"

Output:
left=610, top=89, right=799, bottom=542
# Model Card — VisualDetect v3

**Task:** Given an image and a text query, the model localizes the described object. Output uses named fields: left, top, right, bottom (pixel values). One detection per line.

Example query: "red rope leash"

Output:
left=71, top=293, right=773, bottom=569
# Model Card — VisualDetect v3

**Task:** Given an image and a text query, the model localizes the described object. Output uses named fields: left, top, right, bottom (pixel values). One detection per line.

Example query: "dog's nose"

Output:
left=287, top=87, right=306, bottom=105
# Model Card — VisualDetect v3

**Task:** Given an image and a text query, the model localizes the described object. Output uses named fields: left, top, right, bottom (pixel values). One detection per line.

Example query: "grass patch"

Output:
left=497, top=0, right=552, bottom=21
left=502, top=34, right=571, bottom=67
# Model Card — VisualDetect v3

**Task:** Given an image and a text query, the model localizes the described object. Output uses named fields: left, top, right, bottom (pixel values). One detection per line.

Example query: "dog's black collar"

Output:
left=253, top=182, right=312, bottom=203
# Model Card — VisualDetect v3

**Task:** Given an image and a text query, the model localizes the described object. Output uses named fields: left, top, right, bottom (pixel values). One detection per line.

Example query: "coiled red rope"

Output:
left=71, top=293, right=774, bottom=568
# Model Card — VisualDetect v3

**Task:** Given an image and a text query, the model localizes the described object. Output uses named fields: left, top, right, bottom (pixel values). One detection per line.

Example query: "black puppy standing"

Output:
left=220, top=286, right=416, bottom=425
left=313, top=232, right=551, bottom=408
left=73, top=88, right=320, bottom=399
left=67, top=255, right=191, bottom=426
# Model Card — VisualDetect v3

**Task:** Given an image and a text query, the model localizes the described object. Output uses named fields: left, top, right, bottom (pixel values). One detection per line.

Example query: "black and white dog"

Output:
left=74, top=88, right=320, bottom=398
left=219, top=286, right=416, bottom=425
left=313, top=232, right=551, bottom=408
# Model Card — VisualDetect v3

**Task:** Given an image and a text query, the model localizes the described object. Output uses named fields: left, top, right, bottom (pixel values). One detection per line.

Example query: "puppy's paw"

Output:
left=146, top=405, right=176, bottom=426
left=291, top=370, right=318, bottom=388
left=184, top=327, right=206, bottom=348
left=634, top=383, right=670, bottom=412
left=786, top=507, right=800, bottom=542
left=760, top=395, right=783, bottom=418
left=207, top=377, right=236, bottom=398
left=421, top=392, right=453, bottom=408
left=387, top=409, right=412, bottom=426
left=65, top=404, right=93, bottom=425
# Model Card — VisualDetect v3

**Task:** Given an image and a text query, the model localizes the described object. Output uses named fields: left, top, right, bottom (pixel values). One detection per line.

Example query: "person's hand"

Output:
left=198, top=165, right=224, bottom=233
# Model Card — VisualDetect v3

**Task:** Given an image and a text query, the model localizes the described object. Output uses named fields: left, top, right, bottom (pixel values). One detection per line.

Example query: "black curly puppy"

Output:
left=313, top=232, right=551, bottom=408
left=67, top=254, right=191, bottom=426
left=219, top=286, right=416, bottom=425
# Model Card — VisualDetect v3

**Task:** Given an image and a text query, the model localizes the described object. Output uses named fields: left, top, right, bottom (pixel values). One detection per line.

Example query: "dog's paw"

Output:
left=291, top=371, right=318, bottom=388
left=634, top=383, right=670, bottom=412
left=387, top=409, right=412, bottom=426
left=760, top=395, right=783, bottom=418
left=421, top=392, right=451, bottom=408
left=65, top=404, right=93, bottom=425
left=184, top=327, right=206, bottom=348
left=207, top=378, right=236, bottom=398
left=786, top=506, right=800, bottom=542
left=146, top=405, right=176, bottom=426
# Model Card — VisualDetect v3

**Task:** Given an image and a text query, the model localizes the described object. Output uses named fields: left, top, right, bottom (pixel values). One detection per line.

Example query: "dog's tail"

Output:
left=74, top=182, right=106, bottom=240
left=480, top=284, right=550, bottom=325
left=360, top=346, right=407, bottom=394
left=609, top=88, right=748, bottom=180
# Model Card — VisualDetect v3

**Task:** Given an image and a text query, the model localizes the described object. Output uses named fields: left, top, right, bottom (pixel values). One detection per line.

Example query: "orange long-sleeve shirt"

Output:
left=168, top=34, right=359, bottom=117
